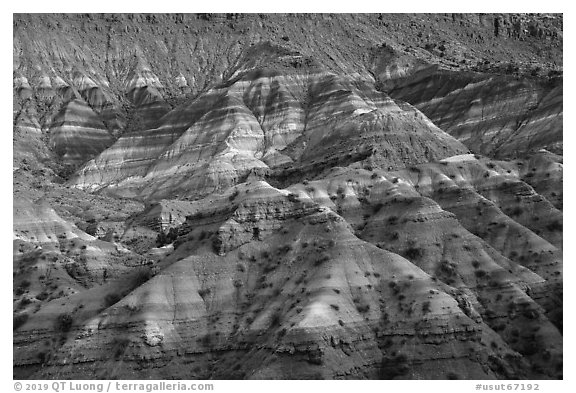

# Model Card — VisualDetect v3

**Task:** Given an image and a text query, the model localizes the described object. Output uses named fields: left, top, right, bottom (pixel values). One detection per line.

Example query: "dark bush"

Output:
left=546, top=220, right=562, bottom=232
left=474, top=269, right=487, bottom=278
left=228, top=190, right=239, bottom=201
left=112, top=337, right=131, bottom=359
left=104, top=293, right=122, bottom=307
left=379, top=353, right=409, bottom=379
left=356, top=303, right=370, bottom=313
left=198, top=288, right=211, bottom=298
left=270, top=311, right=282, bottom=327
left=403, top=246, right=423, bottom=260
left=35, top=291, right=49, bottom=301
left=56, top=313, right=73, bottom=332
left=13, top=313, right=29, bottom=330
left=287, top=193, right=299, bottom=203
left=156, top=227, right=179, bottom=247
left=422, top=301, right=431, bottom=314
left=314, top=252, right=330, bottom=266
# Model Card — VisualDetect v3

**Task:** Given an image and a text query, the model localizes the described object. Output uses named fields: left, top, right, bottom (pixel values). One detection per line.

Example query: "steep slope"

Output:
left=48, top=99, right=115, bottom=165
left=69, top=71, right=469, bottom=200
left=13, top=13, right=562, bottom=381
left=386, top=70, right=562, bottom=158
left=14, top=179, right=562, bottom=379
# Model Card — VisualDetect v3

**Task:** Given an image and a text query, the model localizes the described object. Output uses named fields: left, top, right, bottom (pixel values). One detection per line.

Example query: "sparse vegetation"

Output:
left=156, top=227, right=179, bottom=247
left=228, top=189, right=239, bottom=201
left=112, top=337, right=131, bottom=359
left=422, top=301, right=431, bottom=314
left=380, top=353, right=409, bottom=379
left=198, top=288, right=211, bottom=298
left=547, top=220, right=562, bottom=231
left=13, top=313, right=29, bottom=330
left=509, top=206, right=523, bottom=217
left=105, top=292, right=122, bottom=307
left=403, top=246, right=423, bottom=260
left=287, top=193, right=299, bottom=203
left=56, top=313, right=73, bottom=333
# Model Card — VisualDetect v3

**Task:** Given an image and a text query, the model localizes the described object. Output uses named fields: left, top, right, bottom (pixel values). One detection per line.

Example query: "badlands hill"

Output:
left=13, top=13, right=562, bottom=380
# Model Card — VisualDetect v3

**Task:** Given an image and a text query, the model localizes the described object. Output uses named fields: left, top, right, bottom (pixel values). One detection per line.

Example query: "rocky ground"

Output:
left=13, top=13, right=562, bottom=380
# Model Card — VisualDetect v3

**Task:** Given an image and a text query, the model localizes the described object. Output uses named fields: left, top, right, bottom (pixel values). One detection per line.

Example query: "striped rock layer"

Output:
left=70, top=72, right=469, bottom=200
left=13, top=14, right=562, bottom=381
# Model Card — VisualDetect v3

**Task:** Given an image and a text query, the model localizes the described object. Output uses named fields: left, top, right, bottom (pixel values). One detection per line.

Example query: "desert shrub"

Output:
left=135, top=269, right=153, bottom=286
left=379, top=353, right=409, bottom=379
left=278, top=244, right=292, bottom=254
left=36, top=350, right=48, bottom=363
left=198, top=288, right=211, bottom=298
left=388, top=216, right=398, bottom=224
left=314, top=252, right=330, bottom=266
left=156, top=227, right=179, bottom=247
left=546, top=220, right=562, bottom=232
left=112, top=337, right=131, bottom=359
left=56, top=313, right=73, bottom=332
left=287, top=193, right=299, bottom=203
left=211, top=235, right=223, bottom=254
left=233, top=279, right=243, bottom=288
left=13, top=313, right=29, bottom=330
left=228, top=190, right=239, bottom=201
left=356, top=303, right=370, bottom=313
left=403, top=246, right=423, bottom=260
left=35, top=291, right=49, bottom=301
left=18, top=297, right=32, bottom=309
left=104, top=292, right=122, bottom=307
left=474, top=269, right=487, bottom=278
left=330, top=304, right=340, bottom=311
left=523, top=309, right=539, bottom=320
left=422, top=301, right=431, bottom=314
left=373, top=203, right=384, bottom=213
left=270, top=311, right=282, bottom=327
